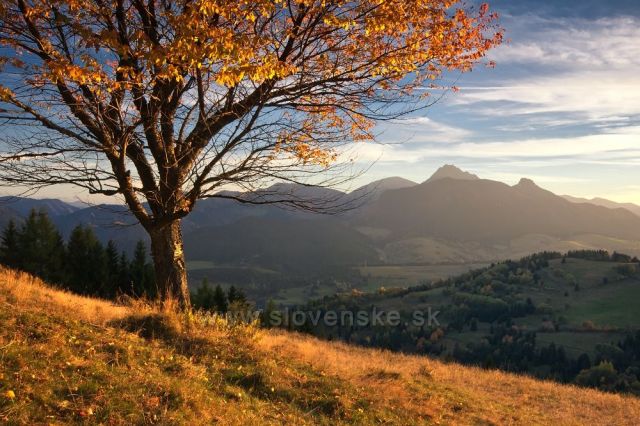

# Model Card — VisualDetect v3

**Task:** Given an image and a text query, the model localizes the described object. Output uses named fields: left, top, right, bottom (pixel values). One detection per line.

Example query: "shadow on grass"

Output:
left=110, top=313, right=350, bottom=418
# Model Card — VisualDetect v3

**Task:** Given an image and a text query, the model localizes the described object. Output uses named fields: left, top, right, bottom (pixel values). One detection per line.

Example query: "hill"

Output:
left=345, top=177, right=417, bottom=204
left=1, top=268, right=639, bottom=424
left=563, top=194, right=640, bottom=217
left=302, top=251, right=640, bottom=394
left=0, top=196, right=78, bottom=218
left=0, top=205, right=21, bottom=229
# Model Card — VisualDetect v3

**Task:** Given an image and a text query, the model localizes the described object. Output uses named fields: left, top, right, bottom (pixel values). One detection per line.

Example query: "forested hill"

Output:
left=295, top=250, right=640, bottom=396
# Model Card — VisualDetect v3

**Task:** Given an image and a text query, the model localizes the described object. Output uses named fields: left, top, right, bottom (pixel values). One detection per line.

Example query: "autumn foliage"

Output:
left=0, top=0, right=502, bottom=305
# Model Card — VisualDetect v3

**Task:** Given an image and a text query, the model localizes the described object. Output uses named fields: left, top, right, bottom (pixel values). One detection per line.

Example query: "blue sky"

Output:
left=351, top=0, right=640, bottom=203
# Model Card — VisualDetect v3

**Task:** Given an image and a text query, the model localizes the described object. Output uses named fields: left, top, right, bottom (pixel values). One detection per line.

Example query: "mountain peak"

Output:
left=426, top=165, right=479, bottom=182
left=515, top=177, right=538, bottom=188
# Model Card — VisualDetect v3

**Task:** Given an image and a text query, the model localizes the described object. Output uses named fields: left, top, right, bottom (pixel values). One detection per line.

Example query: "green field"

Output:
left=561, top=280, right=640, bottom=328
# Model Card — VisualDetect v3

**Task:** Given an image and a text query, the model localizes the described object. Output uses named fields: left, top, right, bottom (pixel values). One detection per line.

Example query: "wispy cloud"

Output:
left=451, top=16, right=640, bottom=126
left=491, top=16, right=640, bottom=68
left=381, top=117, right=473, bottom=143
left=359, top=125, right=640, bottom=163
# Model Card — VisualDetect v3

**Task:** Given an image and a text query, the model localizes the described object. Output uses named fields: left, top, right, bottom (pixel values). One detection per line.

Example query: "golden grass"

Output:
left=0, top=266, right=128, bottom=325
left=258, top=330, right=640, bottom=425
left=1, top=267, right=639, bottom=425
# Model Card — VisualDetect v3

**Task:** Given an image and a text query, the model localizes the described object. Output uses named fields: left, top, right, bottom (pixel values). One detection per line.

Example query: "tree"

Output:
left=213, top=284, right=228, bottom=314
left=227, top=285, right=246, bottom=305
left=117, top=251, right=131, bottom=296
left=130, top=240, right=156, bottom=298
left=17, top=209, right=65, bottom=283
left=193, top=278, right=215, bottom=311
left=104, top=240, right=121, bottom=298
left=261, top=299, right=278, bottom=328
left=0, top=219, right=19, bottom=268
left=0, top=1, right=502, bottom=308
left=65, top=224, right=104, bottom=294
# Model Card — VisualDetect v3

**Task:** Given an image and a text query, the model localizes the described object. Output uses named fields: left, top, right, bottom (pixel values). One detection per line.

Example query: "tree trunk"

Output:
left=149, top=219, right=191, bottom=310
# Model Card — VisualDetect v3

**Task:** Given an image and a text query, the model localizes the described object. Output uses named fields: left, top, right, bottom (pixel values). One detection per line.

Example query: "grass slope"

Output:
left=1, top=267, right=639, bottom=425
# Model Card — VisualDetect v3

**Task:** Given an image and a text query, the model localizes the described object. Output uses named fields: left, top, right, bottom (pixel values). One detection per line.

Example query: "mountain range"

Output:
left=562, top=194, right=640, bottom=217
left=3, top=165, right=640, bottom=273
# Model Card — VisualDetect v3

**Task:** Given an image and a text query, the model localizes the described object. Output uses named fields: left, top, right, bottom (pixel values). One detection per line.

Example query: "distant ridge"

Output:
left=358, top=166, right=640, bottom=243
left=348, top=176, right=417, bottom=203
left=0, top=196, right=78, bottom=217
left=563, top=194, right=640, bottom=217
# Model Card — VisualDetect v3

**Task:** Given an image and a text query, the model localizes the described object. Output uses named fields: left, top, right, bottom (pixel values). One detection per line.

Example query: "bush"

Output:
left=575, top=361, right=618, bottom=389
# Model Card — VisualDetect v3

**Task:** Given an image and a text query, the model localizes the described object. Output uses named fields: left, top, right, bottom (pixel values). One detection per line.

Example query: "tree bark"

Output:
left=149, top=219, right=191, bottom=310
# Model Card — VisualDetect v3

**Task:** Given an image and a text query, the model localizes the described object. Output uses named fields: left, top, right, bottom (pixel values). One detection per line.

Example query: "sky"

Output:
left=350, top=0, right=640, bottom=203
left=2, top=0, right=640, bottom=204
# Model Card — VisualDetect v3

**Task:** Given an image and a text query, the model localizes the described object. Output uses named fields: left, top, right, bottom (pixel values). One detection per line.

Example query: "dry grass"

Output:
left=1, top=267, right=639, bottom=425
left=259, top=330, right=640, bottom=425
left=0, top=266, right=128, bottom=325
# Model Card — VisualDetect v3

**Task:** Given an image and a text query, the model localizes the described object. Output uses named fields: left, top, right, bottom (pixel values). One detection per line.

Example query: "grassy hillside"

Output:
left=1, top=267, right=639, bottom=424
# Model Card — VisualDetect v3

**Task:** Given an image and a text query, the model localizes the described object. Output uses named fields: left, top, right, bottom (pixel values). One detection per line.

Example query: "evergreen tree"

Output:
left=227, top=285, right=239, bottom=304
left=227, top=285, right=246, bottom=305
left=87, top=236, right=107, bottom=296
left=261, top=299, right=278, bottom=328
left=103, top=240, right=120, bottom=298
left=226, top=285, right=249, bottom=316
left=213, top=284, right=228, bottom=313
left=65, top=225, right=104, bottom=295
left=18, top=209, right=65, bottom=283
left=193, top=278, right=215, bottom=311
left=117, top=251, right=131, bottom=296
left=0, top=220, right=19, bottom=268
left=130, top=240, right=156, bottom=298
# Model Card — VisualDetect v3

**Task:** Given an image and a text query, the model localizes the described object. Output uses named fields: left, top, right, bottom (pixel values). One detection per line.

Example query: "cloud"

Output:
left=351, top=124, right=640, bottom=164
left=381, top=117, right=472, bottom=142
left=437, top=15, right=640, bottom=137
left=491, top=16, right=640, bottom=68
left=454, top=71, right=640, bottom=120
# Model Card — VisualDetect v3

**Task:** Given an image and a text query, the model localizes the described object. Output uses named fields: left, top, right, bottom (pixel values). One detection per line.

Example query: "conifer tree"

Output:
left=213, top=284, right=228, bottom=314
left=130, top=240, right=156, bottom=298
left=18, top=209, right=65, bottom=283
left=261, top=299, right=278, bottom=328
left=117, top=252, right=131, bottom=296
left=0, top=219, right=19, bottom=268
left=193, top=278, right=215, bottom=311
left=227, top=286, right=240, bottom=304
left=227, top=285, right=247, bottom=305
left=103, top=241, right=121, bottom=298
left=65, top=225, right=104, bottom=295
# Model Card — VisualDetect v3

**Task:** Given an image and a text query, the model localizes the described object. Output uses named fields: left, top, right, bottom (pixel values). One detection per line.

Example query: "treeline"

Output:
left=0, top=209, right=155, bottom=299
left=566, top=249, right=639, bottom=263
left=452, top=325, right=640, bottom=395
left=191, top=278, right=250, bottom=313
